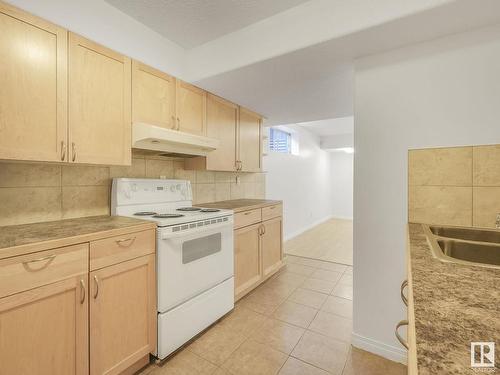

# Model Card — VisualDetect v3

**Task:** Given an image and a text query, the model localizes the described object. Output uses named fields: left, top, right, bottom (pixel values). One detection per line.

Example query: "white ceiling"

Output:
left=104, top=0, right=310, bottom=48
left=299, top=117, right=353, bottom=137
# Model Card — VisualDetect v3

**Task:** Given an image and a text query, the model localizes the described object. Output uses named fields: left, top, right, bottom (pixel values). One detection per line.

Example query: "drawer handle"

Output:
left=22, top=254, right=56, bottom=270
left=115, top=237, right=136, bottom=247
left=395, top=320, right=409, bottom=349
left=401, top=280, right=408, bottom=306
left=244, top=212, right=252, bottom=216
left=93, top=275, right=99, bottom=299
left=80, top=279, right=86, bottom=304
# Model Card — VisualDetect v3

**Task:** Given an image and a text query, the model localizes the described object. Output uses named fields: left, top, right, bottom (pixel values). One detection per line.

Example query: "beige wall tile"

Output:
left=473, top=187, right=500, bottom=228
left=196, top=170, right=215, bottom=184
left=62, top=186, right=110, bottom=219
left=0, top=163, right=60, bottom=187
left=174, top=168, right=196, bottom=184
left=408, top=147, right=472, bottom=186
left=230, top=182, right=245, bottom=200
left=239, top=173, right=256, bottom=183
left=408, top=185, right=472, bottom=226
left=255, top=182, right=266, bottom=199
left=109, top=158, right=146, bottom=178
left=195, top=184, right=216, bottom=205
left=215, top=172, right=235, bottom=183
left=473, top=145, right=500, bottom=186
left=215, top=183, right=231, bottom=201
left=145, top=159, right=174, bottom=178
left=0, top=187, right=61, bottom=225
left=62, top=165, right=109, bottom=186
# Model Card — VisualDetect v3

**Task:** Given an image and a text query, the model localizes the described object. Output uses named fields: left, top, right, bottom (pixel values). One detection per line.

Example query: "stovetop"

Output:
left=125, top=207, right=232, bottom=227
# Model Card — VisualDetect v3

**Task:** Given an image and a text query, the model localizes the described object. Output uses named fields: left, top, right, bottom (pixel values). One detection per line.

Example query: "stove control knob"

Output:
left=170, top=185, right=176, bottom=192
left=131, top=183, right=138, bottom=192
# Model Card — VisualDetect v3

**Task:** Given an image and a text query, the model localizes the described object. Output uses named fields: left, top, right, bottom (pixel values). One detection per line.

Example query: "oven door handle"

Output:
left=160, top=222, right=232, bottom=240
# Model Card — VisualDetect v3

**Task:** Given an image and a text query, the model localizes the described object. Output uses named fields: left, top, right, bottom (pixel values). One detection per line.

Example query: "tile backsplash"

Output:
left=0, top=151, right=265, bottom=226
left=408, top=144, right=500, bottom=228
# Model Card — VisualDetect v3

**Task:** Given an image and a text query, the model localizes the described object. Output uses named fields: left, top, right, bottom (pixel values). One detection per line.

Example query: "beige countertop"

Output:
left=408, top=223, right=500, bottom=374
left=0, top=216, right=156, bottom=260
left=199, top=199, right=282, bottom=213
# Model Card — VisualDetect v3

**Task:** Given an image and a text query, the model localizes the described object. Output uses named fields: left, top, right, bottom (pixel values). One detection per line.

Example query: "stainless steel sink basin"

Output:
left=423, top=225, right=500, bottom=269
left=430, top=225, right=500, bottom=244
left=437, top=239, right=500, bottom=267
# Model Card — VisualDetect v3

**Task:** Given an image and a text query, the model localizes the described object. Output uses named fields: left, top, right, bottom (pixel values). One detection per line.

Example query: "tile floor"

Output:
left=285, top=219, right=353, bottom=265
left=138, top=256, right=406, bottom=375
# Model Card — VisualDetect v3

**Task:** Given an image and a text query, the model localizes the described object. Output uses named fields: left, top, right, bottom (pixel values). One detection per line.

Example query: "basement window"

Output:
left=269, top=128, right=292, bottom=154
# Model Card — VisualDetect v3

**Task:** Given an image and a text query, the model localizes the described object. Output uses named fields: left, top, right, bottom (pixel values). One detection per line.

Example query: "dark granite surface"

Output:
left=0, top=216, right=155, bottom=255
left=199, top=199, right=282, bottom=212
left=408, top=223, right=499, bottom=374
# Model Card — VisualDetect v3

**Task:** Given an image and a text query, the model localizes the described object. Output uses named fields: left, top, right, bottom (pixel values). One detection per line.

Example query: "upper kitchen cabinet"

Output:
left=69, top=33, right=131, bottom=165
left=132, top=60, right=176, bottom=130
left=175, top=80, right=207, bottom=136
left=238, top=107, right=262, bottom=172
left=0, top=2, right=67, bottom=162
left=185, top=94, right=238, bottom=171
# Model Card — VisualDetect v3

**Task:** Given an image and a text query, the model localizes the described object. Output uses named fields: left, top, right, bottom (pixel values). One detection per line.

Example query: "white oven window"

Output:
left=182, top=233, right=222, bottom=264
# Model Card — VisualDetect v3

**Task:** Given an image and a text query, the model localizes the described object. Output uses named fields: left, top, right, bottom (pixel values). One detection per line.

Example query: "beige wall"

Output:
left=0, top=152, right=265, bottom=226
left=408, top=144, right=500, bottom=228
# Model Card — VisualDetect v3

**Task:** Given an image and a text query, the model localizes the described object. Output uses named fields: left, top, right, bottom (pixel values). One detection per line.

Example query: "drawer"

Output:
left=234, top=209, right=262, bottom=229
left=0, top=243, right=88, bottom=299
left=90, top=229, right=155, bottom=270
left=262, top=204, right=282, bottom=221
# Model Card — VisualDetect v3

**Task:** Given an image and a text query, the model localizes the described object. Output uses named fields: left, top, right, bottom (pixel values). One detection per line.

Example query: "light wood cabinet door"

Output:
left=205, top=94, right=238, bottom=171
left=234, top=223, right=262, bottom=300
left=261, top=217, right=283, bottom=279
left=0, top=275, right=89, bottom=375
left=176, top=80, right=206, bottom=136
left=132, top=60, right=176, bottom=129
left=90, top=255, right=156, bottom=375
left=69, top=33, right=131, bottom=166
left=238, top=108, right=262, bottom=172
left=0, top=2, right=68, bottom=162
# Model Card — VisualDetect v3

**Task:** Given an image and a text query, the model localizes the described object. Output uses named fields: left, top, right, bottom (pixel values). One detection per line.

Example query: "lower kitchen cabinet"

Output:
left=234, top=223, right=262, bottom=298
left=90, top=254, right=156, bottom=375
left=0, top=275, right=89, bottom=375
left=0, top=225, right=156, bottom=375
left=233, top=203, right=284, bottom=301
left=261, top=217, right=283, bottom=279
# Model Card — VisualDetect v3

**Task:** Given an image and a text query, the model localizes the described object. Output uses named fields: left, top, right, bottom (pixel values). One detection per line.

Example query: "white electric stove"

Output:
left=111, top=178, right=234, bottom=360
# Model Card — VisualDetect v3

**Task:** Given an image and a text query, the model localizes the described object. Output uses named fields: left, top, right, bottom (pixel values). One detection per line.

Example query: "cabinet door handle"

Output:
left=71, top=142, right=76, bottom=162
left=61, top=141, right=66, bottom=161
left=115, top=237, right=136, bottom=247
left=22, top=254, right=56, bottom=271
left=80, top=279, right=86, bottom=304
left=93, top=275, right=99, bottom=299
left=171, top=115, right=176, bottom=129
left=401, top=280, right=408, bottom=306
left=395, top=320, right=409, bottom=349
left=177, top=117, right=180, bottom=130
left=262, top=225, right=266, bottom=235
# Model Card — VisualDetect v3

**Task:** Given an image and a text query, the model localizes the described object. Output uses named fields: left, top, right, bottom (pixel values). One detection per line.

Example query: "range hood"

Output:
left=132, top=122, right=219, bottom=157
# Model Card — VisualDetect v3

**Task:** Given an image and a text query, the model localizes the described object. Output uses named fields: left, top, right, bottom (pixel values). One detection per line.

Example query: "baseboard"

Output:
left=284, top=215, right=334, bottom=241
left=351, top=332, right=407, bottom=365
left=330, top=215, right=353, bottom=221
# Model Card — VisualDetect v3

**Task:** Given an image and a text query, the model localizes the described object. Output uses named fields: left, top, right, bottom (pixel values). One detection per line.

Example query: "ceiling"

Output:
left=299, top=117, right=354, bottom=137
left=104, top=0, right=310, bottom=48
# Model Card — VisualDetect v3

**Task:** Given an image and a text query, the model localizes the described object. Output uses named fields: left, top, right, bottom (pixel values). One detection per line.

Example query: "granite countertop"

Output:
left=0, top=216, right=156, bottom=259
left=408, top=223, right=500, bottom=374
left=199, top=199, right=282, bottom=213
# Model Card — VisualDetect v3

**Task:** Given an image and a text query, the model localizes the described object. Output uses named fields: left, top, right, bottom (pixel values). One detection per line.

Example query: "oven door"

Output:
left=157, top=220, right=234, bottom=313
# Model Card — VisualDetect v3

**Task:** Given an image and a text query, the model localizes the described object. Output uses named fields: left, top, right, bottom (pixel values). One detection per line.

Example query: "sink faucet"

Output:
left=497, top=213, right=500, bottom=229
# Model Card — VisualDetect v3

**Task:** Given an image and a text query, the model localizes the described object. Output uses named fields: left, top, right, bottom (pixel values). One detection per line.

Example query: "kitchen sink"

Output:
left=423, top=225, right=500, bottom=269
left=436, top=239, right=500, bottom=267
left=429, top=225, right=500, bottom=244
